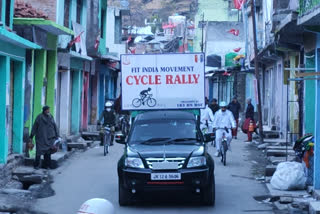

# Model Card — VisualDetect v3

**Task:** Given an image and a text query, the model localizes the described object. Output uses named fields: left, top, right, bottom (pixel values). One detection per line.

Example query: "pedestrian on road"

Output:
left=29, top=106, right=59, bottom=169
left=244, top=98, right=256, bottom=142
left=228, top=97, right=241, bottom=139
left=209, top=98, right=220, bottom=115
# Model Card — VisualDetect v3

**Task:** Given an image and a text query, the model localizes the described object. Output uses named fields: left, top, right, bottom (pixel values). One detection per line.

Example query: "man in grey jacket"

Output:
left=29, top=106, right=59, bottom=169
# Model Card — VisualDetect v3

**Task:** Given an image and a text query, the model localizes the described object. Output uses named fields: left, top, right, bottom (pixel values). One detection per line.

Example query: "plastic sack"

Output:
left=270, top=162, right=306, bottom=190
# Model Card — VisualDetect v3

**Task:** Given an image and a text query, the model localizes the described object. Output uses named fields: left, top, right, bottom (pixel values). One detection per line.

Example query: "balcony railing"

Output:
left=299, top=0, right=320, bottom=15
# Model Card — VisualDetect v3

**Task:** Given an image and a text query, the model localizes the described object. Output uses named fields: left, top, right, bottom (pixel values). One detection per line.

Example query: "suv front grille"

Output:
left=146, top=157, right=186, bottom=169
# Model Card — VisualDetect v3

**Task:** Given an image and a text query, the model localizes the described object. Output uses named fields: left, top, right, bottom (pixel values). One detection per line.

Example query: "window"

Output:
left=76, top=0, right=82, bottom=24
left=100, top=9, right=105, bottom=39
left=115, top=16, right=122, bottom=44
left=5, top=0, right=11, bottom=27
left=64, top=0, right=70, bottom=28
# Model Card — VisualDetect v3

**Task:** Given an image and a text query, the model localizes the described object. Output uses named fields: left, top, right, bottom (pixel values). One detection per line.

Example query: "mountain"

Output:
left=108, top=0, right=198, bottom=27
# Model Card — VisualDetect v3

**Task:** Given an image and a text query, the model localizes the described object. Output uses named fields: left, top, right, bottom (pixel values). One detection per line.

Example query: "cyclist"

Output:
left=140, top=88, right=152, bottom=104
left=200, top=99, right=214, bottom=132
left=212, top=101, right=236, bottom=157
left=98, top=101, right=116, bottom=146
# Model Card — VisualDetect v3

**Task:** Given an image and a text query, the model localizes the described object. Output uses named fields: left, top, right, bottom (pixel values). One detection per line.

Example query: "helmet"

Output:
left=220, top=101, right=227, bottom=107
left=105, top=101, right=113, bottom=108
left=78, top=198, right=115, bottom=214
left=148, top=87, right=151, bottom=91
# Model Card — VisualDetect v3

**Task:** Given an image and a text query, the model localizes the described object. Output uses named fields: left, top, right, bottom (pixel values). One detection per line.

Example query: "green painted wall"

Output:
left=305, top=54, right=316, bottom=134
left=0, top=56, right=9, bottom=163
left=46, top=50, right=57, bottom=117
left=33, top=50, right=47, bottom=123
left=71, top=70, right=81, bottom=134
left=12, top=60, right=25, bottom=154
left=194, top=0, right=238, bottom=52
left=24, top=50, right=35, bottom=130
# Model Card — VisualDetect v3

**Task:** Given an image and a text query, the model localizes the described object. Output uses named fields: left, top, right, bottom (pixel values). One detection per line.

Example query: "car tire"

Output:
left=203, top=175, right=215, bottom=206
left=119, top=181, right=131, bottom=206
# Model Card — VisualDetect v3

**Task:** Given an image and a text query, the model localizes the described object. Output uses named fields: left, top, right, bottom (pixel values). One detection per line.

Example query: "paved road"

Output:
left=35, top=133, right=274, bottom=214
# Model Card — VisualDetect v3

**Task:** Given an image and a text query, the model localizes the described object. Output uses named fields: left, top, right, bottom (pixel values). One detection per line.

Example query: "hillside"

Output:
left=108, top=0, right=198, bottom=27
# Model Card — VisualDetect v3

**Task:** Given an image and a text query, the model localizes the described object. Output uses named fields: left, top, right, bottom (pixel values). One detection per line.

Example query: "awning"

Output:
left=14, top=18, right=74, bottom=35
left=70, top=51, right=93, bottom=61
left=0, top=28, right=40, bottom=49
left=101, top=54, right=120, bottom=61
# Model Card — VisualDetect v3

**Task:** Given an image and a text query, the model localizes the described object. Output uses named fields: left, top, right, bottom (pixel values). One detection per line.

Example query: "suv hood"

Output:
left=127, top=143, right=204, bottom=159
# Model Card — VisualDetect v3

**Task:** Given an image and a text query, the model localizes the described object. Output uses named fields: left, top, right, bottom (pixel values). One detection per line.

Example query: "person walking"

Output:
left=209, top=98, right=220, bottom=115
left=29, top=106, right=59, bottom=169
left=228, top=97, right=241, bottom=139
left=244, top=98, right=255, bottom=142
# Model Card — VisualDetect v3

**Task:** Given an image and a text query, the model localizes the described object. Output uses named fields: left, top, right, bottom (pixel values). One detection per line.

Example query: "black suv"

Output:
left=116, top=110, right=215, bottom=206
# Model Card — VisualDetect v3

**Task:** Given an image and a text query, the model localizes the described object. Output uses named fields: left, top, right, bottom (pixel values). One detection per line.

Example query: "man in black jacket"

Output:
left=228, top=97, right=241, bottom=139
left=209, top=98, right=220, bottom=115
left=245, top=98, right=255, bottom=142
left=98, top=101, right=116, bottom=146
left=29, top=106, right=59, bottom=169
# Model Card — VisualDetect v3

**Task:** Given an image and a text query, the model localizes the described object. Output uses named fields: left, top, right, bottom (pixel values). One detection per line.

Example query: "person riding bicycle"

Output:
left=140, top=88, right=152, bottom=104
left=212, top=101, right=236, bottom=157
left=200, top=99, right=214, bottom=132
left=98, top=101, right=116, bottom=146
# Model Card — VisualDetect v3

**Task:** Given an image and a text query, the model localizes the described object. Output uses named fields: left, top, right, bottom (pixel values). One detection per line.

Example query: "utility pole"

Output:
left=251, top=0, right=264, bottom=143
left=201, top=13, right=204, bottom=52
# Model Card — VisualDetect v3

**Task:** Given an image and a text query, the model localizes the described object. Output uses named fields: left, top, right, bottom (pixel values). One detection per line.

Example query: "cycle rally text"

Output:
left=125, top=74, right=201, bottom=85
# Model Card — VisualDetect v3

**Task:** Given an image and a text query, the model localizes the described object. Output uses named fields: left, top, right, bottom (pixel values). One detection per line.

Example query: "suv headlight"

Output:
left=125, top=157, right=144, bottom=169
left=187, top=156, right=206, bottom=168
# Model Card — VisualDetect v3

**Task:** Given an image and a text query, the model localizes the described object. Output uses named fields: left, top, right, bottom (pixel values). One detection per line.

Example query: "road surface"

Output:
left=35, top=133, right=274, bottom=214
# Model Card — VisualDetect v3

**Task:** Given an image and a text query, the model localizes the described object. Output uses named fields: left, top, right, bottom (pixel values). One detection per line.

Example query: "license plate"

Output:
left=151, top=173, right=181, bottom=180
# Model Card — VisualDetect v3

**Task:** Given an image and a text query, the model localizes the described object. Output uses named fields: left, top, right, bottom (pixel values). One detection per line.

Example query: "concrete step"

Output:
left=81, top=132, right=100, bottom=141
left=67, top=142, right=87, bottom=150
left=266, top=146, right=293, bottom=150
left=268, top=156, right=296, bottom=165
left=266, top=149, right=295, bottom=157
left=266, top=183, right=308, bottom=198
left=265, top=165, right=277, bottom=176
left=24, top=151, right=74, bottom=168
left=309, top=201, right=320, bottom=214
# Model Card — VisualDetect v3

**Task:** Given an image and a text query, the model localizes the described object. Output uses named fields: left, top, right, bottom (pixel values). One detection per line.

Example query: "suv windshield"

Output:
left=129, top=119, right=199, bottom=144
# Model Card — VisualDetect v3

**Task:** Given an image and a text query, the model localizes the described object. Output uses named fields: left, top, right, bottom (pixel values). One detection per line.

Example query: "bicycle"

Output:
left=119, top=114, right=130, bottom=136
left=215, top=128, right=230, bottom=166
left=132, top=94, right=157, bottom=108
left=100, top=125, right=114, bottom=156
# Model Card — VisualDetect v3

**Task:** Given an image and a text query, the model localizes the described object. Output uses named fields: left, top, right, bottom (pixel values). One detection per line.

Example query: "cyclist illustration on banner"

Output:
left=132, top=88, right=157, bottom=108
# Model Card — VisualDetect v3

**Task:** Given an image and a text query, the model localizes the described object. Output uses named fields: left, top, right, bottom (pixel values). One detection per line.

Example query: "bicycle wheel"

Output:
left=222, top=141, right=227, bottom=166
left=132, top=98, right=141, bottom=107
left=103, top=134, right=108, bottom=156
left=147, top=98, right=157, bottom=107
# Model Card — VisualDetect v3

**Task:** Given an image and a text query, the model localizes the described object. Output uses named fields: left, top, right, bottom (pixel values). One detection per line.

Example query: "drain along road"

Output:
left=34, top=133, right=274, bottom=214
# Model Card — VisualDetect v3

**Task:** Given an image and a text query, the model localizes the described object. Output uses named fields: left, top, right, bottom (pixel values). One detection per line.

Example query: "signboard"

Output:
left=121, top=53, right=205, bottom=110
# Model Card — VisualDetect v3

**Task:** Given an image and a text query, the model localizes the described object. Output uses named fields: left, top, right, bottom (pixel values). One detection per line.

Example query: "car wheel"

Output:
left=203, top=175, right=215, bottom=206
left=119, top=181, right=131, bottom=206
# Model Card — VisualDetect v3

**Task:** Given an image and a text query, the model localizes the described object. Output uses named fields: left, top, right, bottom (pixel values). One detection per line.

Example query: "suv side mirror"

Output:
left=115, top=133, right=126, bottom=144
left=204, top=133, right=215, bottom=143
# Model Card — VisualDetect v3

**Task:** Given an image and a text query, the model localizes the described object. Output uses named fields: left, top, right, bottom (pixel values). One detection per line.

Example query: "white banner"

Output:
left=121, top=53, right=205, bottom=110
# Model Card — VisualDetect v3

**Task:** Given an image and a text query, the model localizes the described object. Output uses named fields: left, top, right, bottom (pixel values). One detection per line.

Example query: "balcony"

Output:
left=298, top=0, right=320, bottom=25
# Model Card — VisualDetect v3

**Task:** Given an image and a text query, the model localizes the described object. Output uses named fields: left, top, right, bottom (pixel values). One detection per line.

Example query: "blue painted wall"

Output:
left=314, top=35, right=320, bottom=189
